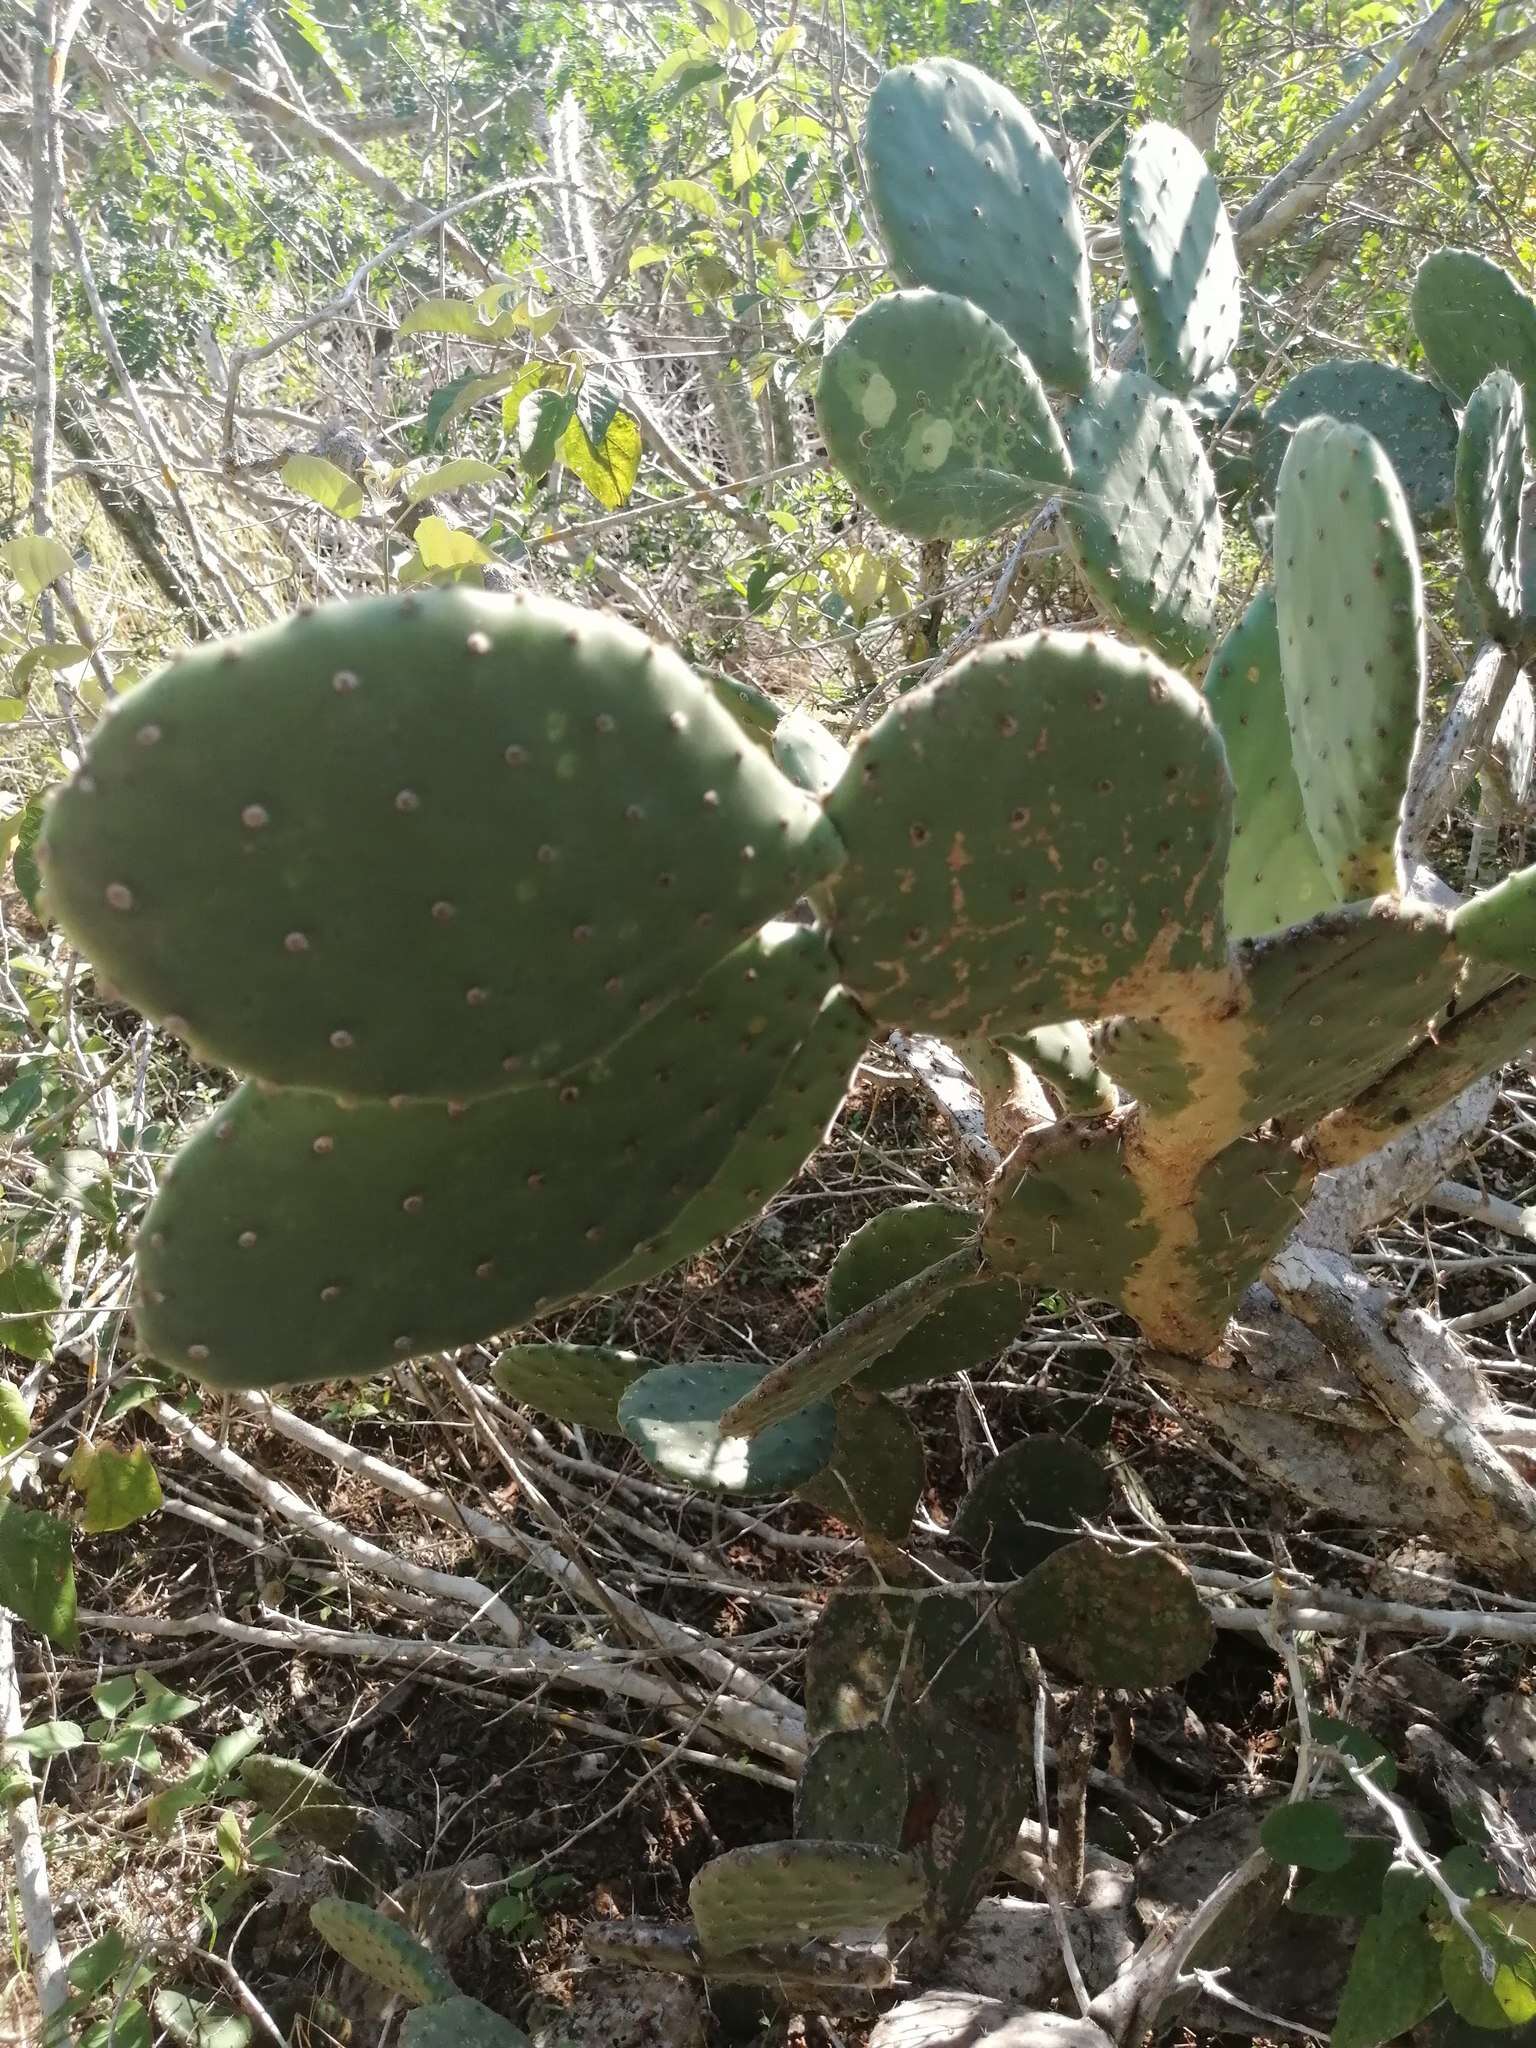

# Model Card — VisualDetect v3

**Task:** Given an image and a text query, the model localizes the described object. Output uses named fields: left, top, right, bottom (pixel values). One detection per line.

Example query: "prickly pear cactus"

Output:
left=794, top=1728, right=910, bottom=1851
left=491, top=1343, right=646, bottom=1434
left=823, top=1203, right=1021, bottom=1394
left=1119, top=121, right=1241, bottom=396
left=618, top=1361, right=838, bottom=1495
left=796, top=1386, right=927, bottom=1538
left=308, top=1899, right=454, bottom=2005
left=1003, top=1539, right=1215, bottom=1688
left=690, top=1840, right=923, bottom=1953
left=1253, top=359, right=1457, bottom=529
left=952, top=1433, right=1111, bottom=1580
left=1412, top=248, right=1536, bottom=406
left=401, top=1999, right=530, bottom=2048
left=1456, top=370, right=1530, bottom=648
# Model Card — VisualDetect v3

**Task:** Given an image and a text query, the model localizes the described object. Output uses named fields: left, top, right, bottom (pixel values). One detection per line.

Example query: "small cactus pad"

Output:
left=1007, top=1021, right=1115, bottom=1115
left=41, top=590, right=841, bottom=1104
left=952, top=1434, right=1110, bottom=1581
left=797, top=1386, right=927, bottom=1539
left=773, top=708, right=849, bottom=799
left=1457, top=371, right=1529, bottom=646
left=823, top=1202, right=1020, bottom=1395
left=1273, top=417, right=1426, bottom=898
left=308, top=1899, right=455, bottom=2005
left=491, top=1344, right=646, bottom=1433
left=618, top=1362, right=837, bottom=1496
left=1238, top=898, right=1459, bottom=1132
left=1062, top=371, right=1223, bottom=666
left=1253, top=361, right=1457, bottom=528
left=816, top=291, right=1070, bottom=541
left=241, top=1754, right=364, bottom=1852
left=1003, top=1538, right=1214, bottom=1687
left=593, top=988, right=869, bottom=1293
left=402, top=1999, right=530, bottom=2048
left=690, top=1840, right=923, bottom=1954
left=1203, top=587, right=1340, bottom=939
left=1091, top=1015, right=1199, bottom=1115
left=794, top=1728, right=910, bottom=1851
left=1412, top=249, right=1536, bottom=406
left=136, top=924, right=838, bottom=1386
left=1452, top=864, right=1536, bottom=977
left=1119, top=122, right=1240, bottom=395
left=824, top=631, right=1232, bottom=1040
left=1185, top=1132, right=1315, bottom=1339
left=863, top=58, right=1093, bottom=393
left=983, top=1115, right=1155, bottom=1303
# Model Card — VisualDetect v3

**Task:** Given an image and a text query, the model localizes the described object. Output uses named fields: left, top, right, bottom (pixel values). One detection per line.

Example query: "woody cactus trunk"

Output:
left=34, top=48, right=1536, bottom=2013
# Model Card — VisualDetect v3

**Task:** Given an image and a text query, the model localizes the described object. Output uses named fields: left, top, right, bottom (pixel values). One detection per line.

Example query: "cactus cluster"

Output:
left=32, top=42, right=1536, bottom=1984
left=307, top=1901, right=528, bottom=2044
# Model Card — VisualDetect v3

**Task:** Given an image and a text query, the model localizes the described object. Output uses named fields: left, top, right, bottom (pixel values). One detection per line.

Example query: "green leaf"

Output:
left=91, top=1674, right=138, bottom=1720
left=1443, top=1905, right=1536, bottom=2029
left=399, top=295, right=516, bottom=341
left=282, top=0, right=358, bottom=104
left=658, top=175, right=721, bottom=219
left=153, top=1988, right=252, bottom=2048
left=146, top=1725, right=262, bottom=1836
left=65, top=1442, right=164, bottom=1534
left=13, top=792, right=50, bottom=922
left=82, top=1999, right=150, bottom=2048
left=0, top=699, right=24, bottom=724
left=68, top=1928, right=130, bottom=2000
left=5, top=1718, right=84, bottom=1756
left=516, top=388, right=578, bottom=479
left=1260, top=1798, right=1353, bottom=1871
left=0, top=1500, right=78, bottom=1648
left=0, top=1382, right=29, bottom=1454
left=0, top=1257, right=60, bottom=1362
left=96, top=1729, right=161, bottom=1770
left=404, top=459, right=503, bottom=506
left=124, top=1670, right=200, bottom=1728
left=487, top=1893, right=542, bottom=1937
left=2, top=535, right=74, bottom=599
left=410, top=516, right=494, bottom=575
left=559, top=407, right=642, bottom=510
left=1442, top=1848, right=1500, bottom=1900
left=281, top=454, right=363, bottom=520
left=1334, top=1912, right=1446, bottom=2048
left=1314, top=1714, right=1400, bottom=1791
left=1291, top=1838, right=1397, bottom=1919
left=216, top=1809, right=244, bottom=1875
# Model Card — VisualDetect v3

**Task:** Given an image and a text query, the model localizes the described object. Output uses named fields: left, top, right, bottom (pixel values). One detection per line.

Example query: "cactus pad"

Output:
left=308, top=1899, right=454, bottom=2005
left=690, top=1840, right=923, bottom=1953
left=136, top=924, right=838, bottom=1387
left=952, top=1433, right=1110, bottom=1580
left=1452, top=864, right=1536, bottom=977
left=1456, top=371, right=1529, bottom=646
left=40, top=590, right=840, bottom=1104
left=773, top=708, right=849, bottom=799
left=863, top=57, right=1093, bottom=393
left=816, top=291, right=1070, bottom=541
left=618, top=1362, right=837, bottom=1495
left=824, top=631, right=1232, bottom=1041
left=1185, top=1132, right=1315, bottom=1338
left=1062, top=371, right=1222, bottom=666
left=707, top=669, right=779, bottom=743
left=241, top=1754, right=364, bottom=1853
left=794, top=1728, right=909, bottom=1851
left=1273, top=417, right=1426, bottom=898
left=1239, top=899, right=1459, bottom=1132
left=983, top=1116, right=1155, bottom=1302
left=1119, top=122, right=1240, bottom=396
left=1003, top=1538, right=1214, bottom=1687
left=1007, top=1021, right=1115, bottom=1115
left=1412, top=249, right=1536, bottom=406
left=824, top=1202, right=1019, bottom=1395
left=797, top=1387, right=926, bottom=1538
left=593, top=987, right=868, bottom=1294
left=1253, top=361, right=1457, bottom=528
left=1090, top=1015, right=1196, bottom=1116
left=491, top=1344, right=645, bottom=1433
left=1203, top=587, right=1341, bottom=939
left=402, top=1999, right=529, bottom=2048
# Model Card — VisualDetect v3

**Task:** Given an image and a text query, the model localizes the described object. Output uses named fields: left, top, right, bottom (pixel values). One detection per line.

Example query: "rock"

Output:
left=870, top=1992, right=1113, bottom=2048
left=530, top=1967, right=706, bottom=2048
left=943, top=1896, right=1135, bottom=2006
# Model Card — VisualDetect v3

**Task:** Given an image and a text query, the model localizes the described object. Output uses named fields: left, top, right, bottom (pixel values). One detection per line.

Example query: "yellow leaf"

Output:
left=281, top=454, right=363, bottom=519
left=404, top=459, right=503, bottom=507
left=659, top=175, right=721, bottom=219
left=2, top=535, right=74, bottom=599
left=412, top=517, right=494, bottom=572
left=559, top=410, right=643, bottom=511
left=629, top=243, right=671, bottom=274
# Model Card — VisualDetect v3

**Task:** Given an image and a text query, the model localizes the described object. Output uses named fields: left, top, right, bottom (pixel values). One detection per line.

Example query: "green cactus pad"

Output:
left=773, top=708, right=849, bottom=799
left=816, top=291, right=1070, bottom=541
left=1412, top=249, right=1536, bottom=406
left=1090, top=1015, right=1195, bottom=1115
left=1253, top=361, right=1457, bottom=529
left=797, top=1386, right=926, bottom=1539
left=1456, top=371, right=1529, bottom=646
left=824, top=630, right=1232, bottom=1040
left=863, top=57, right=1093, bottom=393
left=983, top=1116, right=1155, bottom=1303
left=1119, top=122, right=1240, bottom=396
left=308, top=1899, right=454, bottom=2005
left=1185, top=1132, right=1315, bottom=1340
left=1003, top=1538, right=1214, bottom=1687
left=1203, top=588, right=1341, bottom=939
left=823, top=1202, right=1020, bottom=1395
left=136, top=924, right=838, bottom=1387
left=1062, top=372, right=1223, bottom=666
left=1238, top=899, right=1459, bottom=1132
left=41, top=590, right=840, bottom=1105
left=805, top=1573, right=1029, bottom=1953
left=707, top=669, right=779, bottom=743
left=593, top=988, right=868, bottom=1293
left=241, top=1754, right=365, bottom=1853
left=794, top=1728, right=910, bottom=1851
left=618, top=1362, right=837, bottom=1496
left=491, top=1343, right=646, bottom=1433
left=1452, top=864, right=1536, bottom=976
left=1273, top=417, right=1426, bottom=898
left=402, top=1999, right=529, bottom=2048
left=1006, top=1021, right=1115, bottom=1115
left=691, top=1839, right=923, bottom=1954
left=952, top=1434, right=1110, bottom=1581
